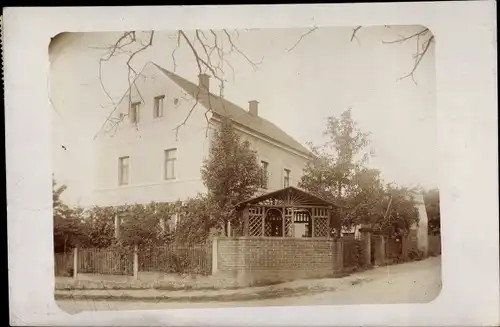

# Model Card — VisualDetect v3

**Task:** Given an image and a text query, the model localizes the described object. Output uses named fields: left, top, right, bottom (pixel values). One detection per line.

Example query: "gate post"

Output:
left=360, top=224, right=372, bottom=267
left=73, top=246, right=78, bottom=279
left=374, top=235, right=387, bottom=266
left=337, top=239, right=344, bottom=273
left=211, top=237, right=219, bottom=275
left=133, top=244, right=139, bottom=280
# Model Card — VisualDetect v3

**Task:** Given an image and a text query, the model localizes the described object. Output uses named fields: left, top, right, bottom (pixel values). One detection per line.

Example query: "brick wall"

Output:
left=215, top=237, right=342, bottom=286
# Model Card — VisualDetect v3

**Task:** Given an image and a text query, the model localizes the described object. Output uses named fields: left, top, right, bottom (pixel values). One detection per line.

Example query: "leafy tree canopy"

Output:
left=200, top=118, right=263, bottom=232
left=299, top=109, right=419, bottom=235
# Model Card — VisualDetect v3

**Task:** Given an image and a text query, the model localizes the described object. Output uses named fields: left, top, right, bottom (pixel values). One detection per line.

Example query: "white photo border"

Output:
left=4, top=2, right=499, bottom=326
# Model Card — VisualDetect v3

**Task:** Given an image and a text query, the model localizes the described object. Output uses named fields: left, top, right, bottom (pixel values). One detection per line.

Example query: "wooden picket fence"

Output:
left=78, top=248, right=134, bottom=275
left=139, top=242, right=212, bottom=275
left=71, top=242, right=212, bottom=276
left=54, top=252, right=73, bottom=276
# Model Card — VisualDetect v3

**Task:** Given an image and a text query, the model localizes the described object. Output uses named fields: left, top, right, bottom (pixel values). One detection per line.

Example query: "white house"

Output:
left=92, top=62, right=311, bottom=207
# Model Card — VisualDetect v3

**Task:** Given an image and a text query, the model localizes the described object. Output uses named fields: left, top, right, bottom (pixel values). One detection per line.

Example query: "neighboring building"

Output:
left=93, top=62, right=311, bottom=207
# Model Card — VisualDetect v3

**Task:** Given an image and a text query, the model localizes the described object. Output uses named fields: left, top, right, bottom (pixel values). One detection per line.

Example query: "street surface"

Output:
left=57, top=256, right=441, bottom=313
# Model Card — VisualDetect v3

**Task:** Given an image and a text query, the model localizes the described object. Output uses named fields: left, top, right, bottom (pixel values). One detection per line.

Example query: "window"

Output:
left=260, top=160, right=269, bottom=189
left=164, top=148, right=177, bottom=180
left=284, top=168, right=291, bottom=188
left=129, top=102, right=141, bottom=124
left=153, top=95, right=165, bottom=118
left=118, top=156, right=130, bottom=186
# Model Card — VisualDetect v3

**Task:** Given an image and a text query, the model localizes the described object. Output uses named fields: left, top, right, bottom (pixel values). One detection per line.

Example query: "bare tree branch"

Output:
left=171, top=32, right=181, bottom=72
left=382, top=28, right=429, bottom=44
left=397, top=35, right=434, bottom=85
left=179, top=30, right=224, bottom=85
left=222, top=29, right=262, bottom=70
left=94, top=31, right=155, bottom=137
left=285, top=26, right=318, bottom=53
left=380, top=27, right=434, bottom=84
left=350, top=26, right=362, bottom=42
left=91, top=29, right=260, bottom=140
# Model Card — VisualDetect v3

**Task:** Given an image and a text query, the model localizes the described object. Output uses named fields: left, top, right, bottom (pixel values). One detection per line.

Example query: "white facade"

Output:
left=92, top=62, right=310, bottom=207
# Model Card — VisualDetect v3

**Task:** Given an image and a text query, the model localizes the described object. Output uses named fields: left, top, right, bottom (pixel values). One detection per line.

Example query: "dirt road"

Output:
left=57, top=256, right=441, bottom=313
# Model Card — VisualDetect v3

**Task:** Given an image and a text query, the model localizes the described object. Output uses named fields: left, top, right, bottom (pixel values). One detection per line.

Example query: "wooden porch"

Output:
left=235, top=186, right=341, bottom=238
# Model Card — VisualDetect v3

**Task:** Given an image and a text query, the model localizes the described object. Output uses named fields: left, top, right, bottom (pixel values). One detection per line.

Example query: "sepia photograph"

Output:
left=50, top=26, right=441, bottom=313
left=4, top=3, right=498, bottom=326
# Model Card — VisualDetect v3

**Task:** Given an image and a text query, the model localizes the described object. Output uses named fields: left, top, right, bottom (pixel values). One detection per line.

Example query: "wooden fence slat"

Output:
left=69, top=242, right=213, bottom=277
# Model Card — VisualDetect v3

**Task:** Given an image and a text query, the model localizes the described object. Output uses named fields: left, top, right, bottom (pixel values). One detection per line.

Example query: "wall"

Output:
left=209, top=119, right=309, bottom=192
left=386, top=238, right=403, bottom=262
left=239, top=130, right=308, bottom=191
left=402, top=229, right=419, bottom=256
left=215, top=237, right=342, bottom=286
left=428, top=235, right=441, bottom=256
left=93, top=63, right=212, bottom=206
left=92, top=63, right=309, bottom=206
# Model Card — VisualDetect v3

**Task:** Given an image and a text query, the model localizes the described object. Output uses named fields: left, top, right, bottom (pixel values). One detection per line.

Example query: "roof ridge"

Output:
left=152, top=62, right=311, bottom=156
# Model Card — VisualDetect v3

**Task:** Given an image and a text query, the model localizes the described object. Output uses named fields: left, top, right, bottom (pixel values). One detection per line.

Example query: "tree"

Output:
left=423, top=188, right=440, bottom=235
left=80, top=205, right=117, bottom=248
left=64, top=25, right=433, bottom=135
left=293, top=26, right=434, bottom=85
left=200, top=118, right=263, bottom=234
left=377, top=184, right=419, bottom=236
left=53, top=178, right=85, bottom=253
left=299, top=110, right=419, bottom=234
left=299, top=108, right=371, bottom=203
left=118, top=202, right=176, bottom=247
left=173, top=195, right=215, bottom=244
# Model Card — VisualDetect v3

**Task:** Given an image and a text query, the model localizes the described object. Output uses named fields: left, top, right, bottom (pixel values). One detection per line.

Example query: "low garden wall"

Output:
left=214, top=237, right=343, bottom=287
left=428, top=235, right=441, bottom=256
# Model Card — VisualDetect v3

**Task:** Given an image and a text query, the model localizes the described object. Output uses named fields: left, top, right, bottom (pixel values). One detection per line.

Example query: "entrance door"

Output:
left=264, top=208, right=283, bottom=237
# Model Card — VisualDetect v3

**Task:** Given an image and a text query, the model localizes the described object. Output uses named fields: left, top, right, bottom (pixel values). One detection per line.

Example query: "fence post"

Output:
left=211, top=237, right=218, bottom=275
left=362, top=231, right=371, bottom=267
left=73, top=246, right=78, bottom=279
left=337, top=239, right=344, bottom=273
left=374, top=235, right=386, bottom=266
left=133, top=244, right=139, bottom=280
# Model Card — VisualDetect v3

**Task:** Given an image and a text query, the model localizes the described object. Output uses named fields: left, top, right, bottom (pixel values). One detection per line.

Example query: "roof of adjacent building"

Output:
left=152, top=62, right=311, bottom=156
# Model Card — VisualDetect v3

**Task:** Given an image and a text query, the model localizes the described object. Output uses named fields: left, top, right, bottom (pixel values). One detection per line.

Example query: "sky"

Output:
left=51, top=26, right=437, bottom=204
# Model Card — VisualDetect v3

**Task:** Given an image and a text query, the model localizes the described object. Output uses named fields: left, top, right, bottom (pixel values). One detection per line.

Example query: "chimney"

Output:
left=249, top=100, right=259, bottom=116
left=198, top=74, right=210, bottom=92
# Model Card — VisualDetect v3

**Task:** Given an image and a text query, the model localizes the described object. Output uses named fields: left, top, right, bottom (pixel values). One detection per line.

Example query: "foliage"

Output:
left=299, top=108, right=419, bottom=235
left=118, top=201, right=176, bottom=247
left=343, top=240, right=365, bottom=269
left=377, top=185, right=419, bottom=236
left=81, top=206, right=117, bottom=248
left=173, top=195, right=214, bottom=244
left=200, top=118, right=263, bottom=233
left=299, top=108, right=371, bottom=203
left=53, top=178, right=86, bottom=253
left=406, top=248, right=425, bottom=261
left=423, top=188, right=440, bottom=235
left=53, top=177, right=179, bottom=251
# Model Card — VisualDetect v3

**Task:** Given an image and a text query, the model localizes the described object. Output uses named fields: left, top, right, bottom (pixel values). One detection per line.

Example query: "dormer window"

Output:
left=129, top=102, right=141, bottom=124
left=154, top=95, right=165, bottom=118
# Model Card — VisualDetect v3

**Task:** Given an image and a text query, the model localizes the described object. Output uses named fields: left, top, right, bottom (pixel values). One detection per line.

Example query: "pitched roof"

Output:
left=235, top=186, right=340, bottom=209
left=152, top=63, right=311, bottom=156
